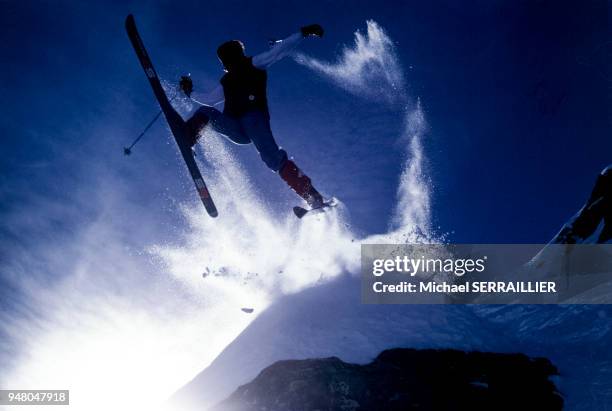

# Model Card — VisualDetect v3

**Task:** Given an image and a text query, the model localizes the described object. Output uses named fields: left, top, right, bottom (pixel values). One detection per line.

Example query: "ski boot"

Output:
left=279, top=159, right=324, bottom=209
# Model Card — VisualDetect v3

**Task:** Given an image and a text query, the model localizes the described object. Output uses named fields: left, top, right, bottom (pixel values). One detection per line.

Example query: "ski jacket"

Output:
left=220, top=57, right=269, bottom=118
left=191, top=33, right=304, bottom=113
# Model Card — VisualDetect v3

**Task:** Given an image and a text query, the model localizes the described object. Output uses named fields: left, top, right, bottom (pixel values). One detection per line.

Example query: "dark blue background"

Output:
left=1, top=0, right=609, bottom=253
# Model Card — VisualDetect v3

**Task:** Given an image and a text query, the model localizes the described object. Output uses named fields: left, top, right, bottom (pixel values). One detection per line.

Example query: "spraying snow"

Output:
left=294, top=20, right=405, bottom=104
left=0, top=19, right=432, bottom=411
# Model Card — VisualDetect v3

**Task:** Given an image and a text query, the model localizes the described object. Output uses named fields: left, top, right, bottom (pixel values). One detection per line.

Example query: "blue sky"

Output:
left=1, top=0, right=609, bottom=247
left=0, top=1, right=610, bottom=408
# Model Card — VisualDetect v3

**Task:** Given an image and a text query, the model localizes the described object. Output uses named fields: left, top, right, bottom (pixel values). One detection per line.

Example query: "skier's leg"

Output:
left=240, top=111, right=324, bottom=208
left=239, top=112, right=287, bottom=170
left=186, top=106, right=250, bottom=147
left=279, top=159, right=324, bottom=208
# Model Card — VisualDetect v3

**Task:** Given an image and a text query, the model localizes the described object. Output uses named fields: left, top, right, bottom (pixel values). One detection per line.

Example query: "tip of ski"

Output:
left=293, top=197, right=338, bottom=219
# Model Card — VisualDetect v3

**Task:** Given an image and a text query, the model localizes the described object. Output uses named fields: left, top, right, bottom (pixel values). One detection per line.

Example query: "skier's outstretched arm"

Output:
left=253, top=24, right=324, bottom=69
left=190, top=84, right=224, bottom=107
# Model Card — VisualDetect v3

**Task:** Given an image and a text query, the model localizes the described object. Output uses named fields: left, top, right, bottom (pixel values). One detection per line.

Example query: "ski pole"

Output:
left=123, top=94, right=179, bottom=156
left=123, top=109, right=163, bottom=155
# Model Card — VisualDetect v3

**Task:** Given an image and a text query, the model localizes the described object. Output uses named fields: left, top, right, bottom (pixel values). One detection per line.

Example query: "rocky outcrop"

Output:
left=214, top=348, right=562, bottom=411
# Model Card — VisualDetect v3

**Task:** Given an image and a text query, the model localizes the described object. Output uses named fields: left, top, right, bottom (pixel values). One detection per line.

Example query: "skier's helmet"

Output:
left=217, top=40, right=246, bottom=71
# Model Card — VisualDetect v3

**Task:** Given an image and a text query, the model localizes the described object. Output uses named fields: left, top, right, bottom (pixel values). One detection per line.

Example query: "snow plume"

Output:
left=297, top=20, right=432, bottom=240
left=152, top=128, right=359, bottom=300
left=0, top=19, right=432, bottom=411
left=154, top=19, right=433, bottom=308
left=391, top=101, right=431, bottom=236
left=295, top=20, right=405, bottom=104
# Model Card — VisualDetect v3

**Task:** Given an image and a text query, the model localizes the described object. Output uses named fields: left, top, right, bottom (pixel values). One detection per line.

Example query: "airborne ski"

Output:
left=125, top=14, right=218, bottom=217
left=293, top=198, right=338, bottom=219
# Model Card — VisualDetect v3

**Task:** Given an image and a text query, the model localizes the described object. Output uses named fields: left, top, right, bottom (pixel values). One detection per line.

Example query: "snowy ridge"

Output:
left=171, top=275, right=512, bottom=410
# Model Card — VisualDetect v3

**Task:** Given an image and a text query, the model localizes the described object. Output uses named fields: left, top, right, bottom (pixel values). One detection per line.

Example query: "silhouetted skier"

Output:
left=180, top=24, right=325, bottom=208
left=553, top=165, right=611, bottom=244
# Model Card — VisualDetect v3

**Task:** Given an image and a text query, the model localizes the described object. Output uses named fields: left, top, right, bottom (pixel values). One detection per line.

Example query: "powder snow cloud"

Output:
left=296, top=20, right=431, bottom=239
left=295, top=20, right=406, bottom=104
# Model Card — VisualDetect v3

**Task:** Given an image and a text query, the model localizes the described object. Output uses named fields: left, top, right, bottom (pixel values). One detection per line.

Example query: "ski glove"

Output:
left=179, top=75, right=193, bottom=97
left=301, top=24, right=324, bottom=38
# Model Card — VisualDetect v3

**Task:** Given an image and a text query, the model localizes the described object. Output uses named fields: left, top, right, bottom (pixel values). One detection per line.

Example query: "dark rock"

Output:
left=214, top=348, right=563, bottom=411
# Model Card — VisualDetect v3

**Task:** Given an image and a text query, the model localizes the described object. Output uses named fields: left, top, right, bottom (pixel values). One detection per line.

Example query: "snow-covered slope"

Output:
left=172, top=272, right=612, bottom=411
left=171, top=273, right=511, bottom=410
